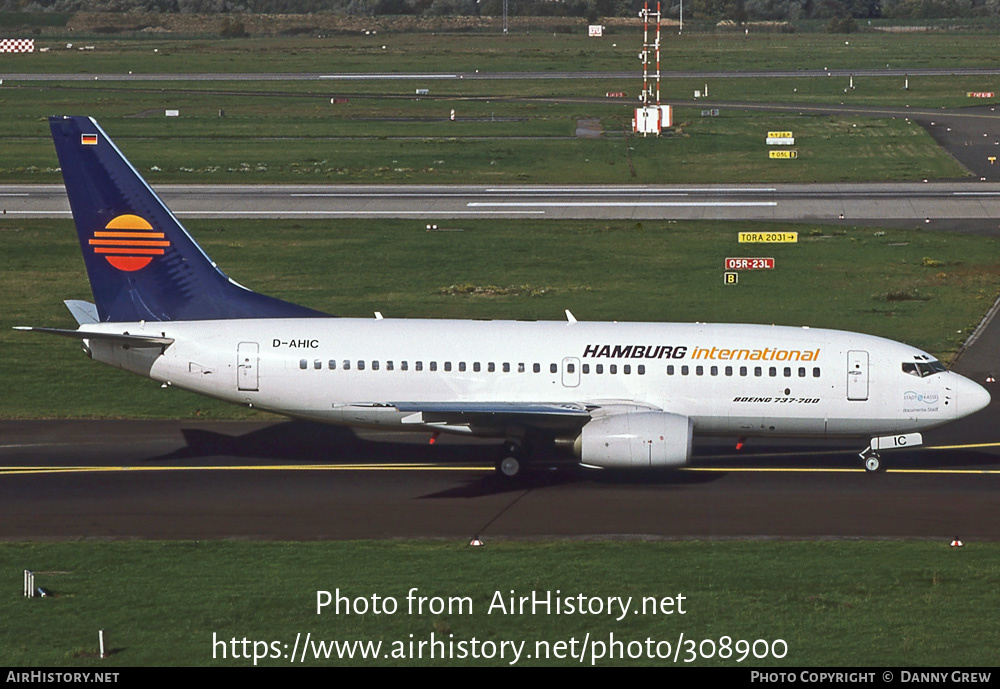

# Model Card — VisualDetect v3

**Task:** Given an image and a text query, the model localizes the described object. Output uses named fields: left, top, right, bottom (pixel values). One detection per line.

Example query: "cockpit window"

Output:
left=902, top=360, right=946, bottom=377
left=925, top=360, right=947, bottom=375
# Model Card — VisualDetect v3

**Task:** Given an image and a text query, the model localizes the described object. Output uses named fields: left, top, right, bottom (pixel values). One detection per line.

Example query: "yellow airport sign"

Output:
left=767, top=131, right=793, bottom=138
left=769, top=150, right=798, bottom=159
left=739, top=232, right=798, bottom=243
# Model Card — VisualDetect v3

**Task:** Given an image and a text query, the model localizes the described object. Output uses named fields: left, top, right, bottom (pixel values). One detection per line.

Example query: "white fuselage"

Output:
left=81, top=318, right=987, bottom=440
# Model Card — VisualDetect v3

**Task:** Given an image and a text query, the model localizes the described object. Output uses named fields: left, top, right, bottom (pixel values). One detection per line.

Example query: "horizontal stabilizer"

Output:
left=14, top=327, right=174, bottom=348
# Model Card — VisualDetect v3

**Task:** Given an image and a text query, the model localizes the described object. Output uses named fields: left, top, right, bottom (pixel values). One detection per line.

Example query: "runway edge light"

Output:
left=950, top=538, right=964, bottom=548
left=469, top=538, right=484, bottom=547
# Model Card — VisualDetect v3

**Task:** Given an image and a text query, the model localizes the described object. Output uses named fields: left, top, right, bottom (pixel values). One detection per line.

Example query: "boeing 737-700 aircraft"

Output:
left=18, top=116, right=992, bottom=476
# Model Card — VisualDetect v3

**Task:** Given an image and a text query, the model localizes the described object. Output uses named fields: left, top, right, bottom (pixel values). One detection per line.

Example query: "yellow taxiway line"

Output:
left=2, top=438, right=998, bottom=477
left=2, top=462, right=999, bottom=477
left=0, top=464, right=495, bottom=476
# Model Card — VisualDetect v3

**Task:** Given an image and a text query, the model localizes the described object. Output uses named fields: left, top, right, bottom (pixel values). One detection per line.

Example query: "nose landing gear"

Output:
left=860, top=449, right=884, bottom=473
left=858, top=433, right=922, bottom=473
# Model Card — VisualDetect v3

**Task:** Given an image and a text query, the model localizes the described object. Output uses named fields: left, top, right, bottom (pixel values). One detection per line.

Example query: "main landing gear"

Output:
left=496, top=441, right=523, bottom=479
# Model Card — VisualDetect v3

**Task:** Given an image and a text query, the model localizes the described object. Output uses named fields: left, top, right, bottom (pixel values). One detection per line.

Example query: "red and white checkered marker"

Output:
left=0, top=39, right=35, bottom=53
left=950, top=538, right=964, bottom=548
left=469, top=538, right=484, bottom=547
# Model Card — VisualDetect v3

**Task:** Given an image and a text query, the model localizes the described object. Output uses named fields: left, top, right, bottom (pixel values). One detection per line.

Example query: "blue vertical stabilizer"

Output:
left=49, top=116, right=328, bottom=323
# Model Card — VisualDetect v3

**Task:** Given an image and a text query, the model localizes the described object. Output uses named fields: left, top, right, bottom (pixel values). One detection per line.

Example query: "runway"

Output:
left=6, top=182, right=1000, bottom=232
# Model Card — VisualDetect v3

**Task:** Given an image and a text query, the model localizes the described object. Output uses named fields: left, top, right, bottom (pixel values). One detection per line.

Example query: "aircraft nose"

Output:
left=961, top=376, right=991, bottom=416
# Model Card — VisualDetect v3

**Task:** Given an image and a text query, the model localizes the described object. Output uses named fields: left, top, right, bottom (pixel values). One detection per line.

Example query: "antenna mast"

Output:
left=634, top=1, right=670, bottom=137
left=640, top=0, right=661, bottom=110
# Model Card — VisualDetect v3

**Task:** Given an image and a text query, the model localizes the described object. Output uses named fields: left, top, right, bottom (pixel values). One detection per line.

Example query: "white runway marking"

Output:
left=2, top=211, right=72, bottom=215
left=1, top=210, right=545, bottom=216
left=467, top=201, right=779, bottom=208
left=171, top=210, right=547, bottom=216
left=319, top=74, right=458, bottom=80
left=484, top=187, right=778, bottom=193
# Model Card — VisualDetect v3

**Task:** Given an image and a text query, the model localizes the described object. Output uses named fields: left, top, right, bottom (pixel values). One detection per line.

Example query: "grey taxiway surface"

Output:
left=2, top=417, right=999, bottom=541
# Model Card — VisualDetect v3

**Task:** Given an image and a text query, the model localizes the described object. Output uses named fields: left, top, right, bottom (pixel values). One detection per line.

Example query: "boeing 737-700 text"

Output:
left=17, top=116, right=992, bottom=477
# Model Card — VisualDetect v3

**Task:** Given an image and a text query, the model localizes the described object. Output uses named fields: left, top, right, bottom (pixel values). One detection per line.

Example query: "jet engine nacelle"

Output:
left=576, top=411, right=693, bottom=469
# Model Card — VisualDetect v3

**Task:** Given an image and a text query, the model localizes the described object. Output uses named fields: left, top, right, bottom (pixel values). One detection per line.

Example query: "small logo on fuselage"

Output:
left=903, top=391, right=939, bottom=405
left=89, top=214, right=170, bottom=272
left=902, top=390, right=941, bottom=413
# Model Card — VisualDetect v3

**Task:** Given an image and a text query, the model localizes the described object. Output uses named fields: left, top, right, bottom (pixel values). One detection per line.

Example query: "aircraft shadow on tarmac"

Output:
left=421, top=467, right=726, bottom=499
left=138, top=421, right=727, bottom=495
left=144, top=421, right=477, bottom=465
left=139, top=421, right=845, bottom=469
left=138, top=421, right=997, bottom=499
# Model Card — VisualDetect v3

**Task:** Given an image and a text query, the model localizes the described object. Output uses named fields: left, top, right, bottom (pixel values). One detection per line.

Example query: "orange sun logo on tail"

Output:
left=89, top=215, right=170, bottom=271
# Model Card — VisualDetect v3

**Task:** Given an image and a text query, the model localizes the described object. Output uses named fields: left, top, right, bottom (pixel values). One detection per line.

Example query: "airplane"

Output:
left=17, top=116, right=992, bottom=477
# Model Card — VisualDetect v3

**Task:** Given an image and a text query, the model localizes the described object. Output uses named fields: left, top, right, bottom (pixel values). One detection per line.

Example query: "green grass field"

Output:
left=3, top=540, right=997, bottom=666
left=7, top=31, right=1000, bottom=74
left=1, top=29, right=993, bottom=184
left=0, top=105, right=968, bottom=184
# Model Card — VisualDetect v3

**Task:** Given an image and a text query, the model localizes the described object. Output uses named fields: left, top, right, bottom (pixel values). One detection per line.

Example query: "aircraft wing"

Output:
left=391, top=400, right=659, bottom=430
left=393, top=401, right=592, bottom=420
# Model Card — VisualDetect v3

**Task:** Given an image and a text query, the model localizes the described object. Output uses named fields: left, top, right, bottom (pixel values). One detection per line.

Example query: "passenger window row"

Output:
left=299, top=360, right=648, bottom=375
left=666, top=364, right=821, bottom=378
left=299, top=359, right=821, bottom=379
